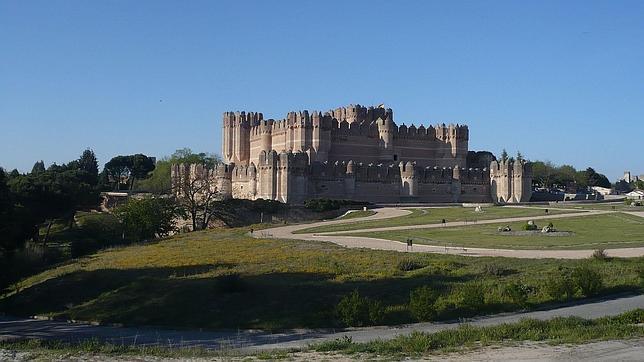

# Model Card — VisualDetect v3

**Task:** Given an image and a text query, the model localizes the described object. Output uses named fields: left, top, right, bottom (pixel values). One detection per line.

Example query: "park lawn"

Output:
left=294, top=206, right=577, bottom=234
left=346, top=213, right=644, bottom=250
left=548, top=202, right=644, bottom=212
left=1, top=227, right=642, bottom=331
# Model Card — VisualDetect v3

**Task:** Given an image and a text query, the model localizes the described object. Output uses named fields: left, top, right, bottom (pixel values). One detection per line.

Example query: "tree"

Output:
left=115, top=197, right=184, bottom=242
left=31, top=160, right=45, bottom=174
left=173, top=164, right=222, bottom=230
left=104, top=156, right=130, bottom=190
left=635, top=179, right=644, bottom=190
left=500, top=149, right=509, bottom=162
left=9, top=158, right=100, bottom=245
left=531, top=161, right=557, bottom=188
left=78, top=149, right=99, bottom=186
left=516, top=151, right=524, bottom=161
left=128, top=154, right=155, bottom=190
left=580, top=167, right=611, bottom=189
left=136, top=149, right=221, bottom=194
left=104, top=154, right=155, bottom=190
left=0, top=167, right=19, bottom=253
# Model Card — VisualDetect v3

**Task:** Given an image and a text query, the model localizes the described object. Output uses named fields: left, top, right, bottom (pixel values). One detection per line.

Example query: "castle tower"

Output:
left=400, top=161, right=418, bottom=197
left=377, top=108, right=395, bottom=162
left=490, top=159, right=532, bottom=203
left=222, top=111, right=259, bottom=165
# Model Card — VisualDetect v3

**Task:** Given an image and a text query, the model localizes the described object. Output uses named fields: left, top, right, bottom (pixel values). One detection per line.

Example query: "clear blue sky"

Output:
left=1, top=1, right=642, bottom=180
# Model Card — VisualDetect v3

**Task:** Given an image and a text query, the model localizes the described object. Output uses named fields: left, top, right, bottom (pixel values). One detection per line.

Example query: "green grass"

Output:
left=548, top=202, right=644, bottom=212
left=294, top=206, right=576, bottom=234
left=335, top=210, right=376, bottom=220
left=1, top=227, right=642, bottom=330
left=346, top=213, right=644, bottom=250
left=314, top=309, right=644, bottom=356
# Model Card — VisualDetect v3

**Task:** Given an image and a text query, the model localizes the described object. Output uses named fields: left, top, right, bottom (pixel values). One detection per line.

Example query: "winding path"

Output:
left=259, top=206, right=644, bottom=259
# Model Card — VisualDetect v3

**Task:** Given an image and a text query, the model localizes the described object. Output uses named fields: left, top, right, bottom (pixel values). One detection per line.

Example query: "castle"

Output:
left=172, top=104, right=532, bottom=204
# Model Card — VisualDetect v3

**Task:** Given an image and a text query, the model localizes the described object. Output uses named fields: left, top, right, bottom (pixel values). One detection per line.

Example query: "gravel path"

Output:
left=1, top=295, right=642, bottom=352
left=260, top=207, right=644, bottom=259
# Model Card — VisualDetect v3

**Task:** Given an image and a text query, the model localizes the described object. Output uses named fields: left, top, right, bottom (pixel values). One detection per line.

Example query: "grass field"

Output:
left=346, top=213, right=644, bottom=250
left=1, top=227, right=642, bottom=330
left=548, top=202, right=644, bottom=212
left=294, top=206, right=576, bottom=234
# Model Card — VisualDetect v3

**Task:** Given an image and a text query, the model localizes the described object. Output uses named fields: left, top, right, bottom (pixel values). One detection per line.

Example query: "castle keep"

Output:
left=172, top=104, right=532, bottom=204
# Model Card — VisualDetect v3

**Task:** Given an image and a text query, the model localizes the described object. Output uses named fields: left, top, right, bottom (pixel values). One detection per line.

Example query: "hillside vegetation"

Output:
left=2, top=227, right=642, bottom=330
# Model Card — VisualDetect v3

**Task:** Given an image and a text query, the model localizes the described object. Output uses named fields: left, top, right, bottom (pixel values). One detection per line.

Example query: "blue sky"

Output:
left=1, top=1, right=642, bottom=180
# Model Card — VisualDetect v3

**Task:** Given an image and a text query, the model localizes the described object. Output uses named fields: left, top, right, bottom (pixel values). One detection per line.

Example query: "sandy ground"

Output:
left=259, top=206, right=644, bottom=259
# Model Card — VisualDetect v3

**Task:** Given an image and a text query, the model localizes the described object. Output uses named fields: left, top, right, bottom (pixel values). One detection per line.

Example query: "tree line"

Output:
left=0, top=148, right=224, bottom=258
left=531, top=161, right=611, bottom=189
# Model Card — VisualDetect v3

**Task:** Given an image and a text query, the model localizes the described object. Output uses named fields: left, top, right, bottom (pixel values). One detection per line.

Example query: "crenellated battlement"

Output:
left=217, top=101, right=530, bottom=204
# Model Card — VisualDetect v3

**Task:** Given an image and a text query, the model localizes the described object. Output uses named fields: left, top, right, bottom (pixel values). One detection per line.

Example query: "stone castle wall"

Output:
left=173, top=103, right=532, bottom=204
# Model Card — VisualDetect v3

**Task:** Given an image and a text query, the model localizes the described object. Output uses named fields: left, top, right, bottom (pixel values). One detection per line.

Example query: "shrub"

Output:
left=304, top=199, right=369, bottom=212
left=450, top=284, right=485, bottom=311
left=409, top=286, right=440, bottom=321
left=77, top=213, right=122, bottom=241
left=336, top=290, right=384, bottom=327
left=543, top=268, right=575, bottom=301
left=504, top=282, right=531, bottom=307
left=522, top=221, right=538, bottom=231
left=591, top=249, right=608, bottom=261
left=480, top=263, right=514, bottom=277
left=572, top=266, right=603, bottom=296
left=397, top=259, right=425, bottom=272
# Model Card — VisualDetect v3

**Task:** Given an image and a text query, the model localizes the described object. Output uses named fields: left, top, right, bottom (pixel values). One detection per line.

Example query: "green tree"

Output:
left=115, top=197, right=184, bottom=242
left=31, top=160, right=45, bottom=174
left=136, top=149, right=221, bottom=195
left=104, top=154, right=155, bottom=190
left=78, top=149, right=99, bottom=186
left=500, top=149, right=508, bottom=162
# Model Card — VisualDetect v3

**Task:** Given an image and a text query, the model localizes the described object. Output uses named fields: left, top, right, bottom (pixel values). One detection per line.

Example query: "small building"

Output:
left=591, top=186, right=616, bottom=196
left=626, top=190, right=644, bottom=200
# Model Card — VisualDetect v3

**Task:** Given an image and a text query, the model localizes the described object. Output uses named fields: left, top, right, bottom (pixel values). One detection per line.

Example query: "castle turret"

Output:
left=377, top=108, right=395, bottom=162
left=490, top=159, right=532, bottom=203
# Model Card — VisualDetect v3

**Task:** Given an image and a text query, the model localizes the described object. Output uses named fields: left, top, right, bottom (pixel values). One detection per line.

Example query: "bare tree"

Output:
left=172, top=164, right=222, bottom=230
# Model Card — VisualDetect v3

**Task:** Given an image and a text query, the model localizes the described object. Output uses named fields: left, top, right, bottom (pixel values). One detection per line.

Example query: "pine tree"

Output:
left=78, top=149, right=99, bottom=186
left=31, top=160, right=45, bottom=174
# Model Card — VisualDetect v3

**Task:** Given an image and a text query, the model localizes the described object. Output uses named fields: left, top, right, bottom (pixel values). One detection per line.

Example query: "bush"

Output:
left=591, top=249, right=608, bottom=261
left=572, top=266, right=603, bottom=296
left=522, top=221, right=538, bottom=231
left=304, top=199, right=369, bottom=212
left=504, top=282, right=531, bottom=307
left=397, top=259, right=425, bottom=272
left=543, top=268, right=575, bottom=301
left=336, top=290, right=384, bottom=327
left=78, top=213, right=122, bottom=241
left=115, top=197, right=185, bottom=242
left=480, top=264, right=514, bottom=277
left=409, top=286, right=440, bottom=321
left=449, top=284, right=485, bottom=312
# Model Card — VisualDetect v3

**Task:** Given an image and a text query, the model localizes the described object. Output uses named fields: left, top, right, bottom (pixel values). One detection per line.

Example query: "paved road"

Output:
left=1, top=295, right=642, bottom=352
left=261, top=207, right=644, bottom=259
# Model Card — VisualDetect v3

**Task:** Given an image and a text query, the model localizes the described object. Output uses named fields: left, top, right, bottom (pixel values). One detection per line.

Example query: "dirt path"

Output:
left=260, top=207, right=644, bottom=259
left=1, top=295, right=642, bottom=352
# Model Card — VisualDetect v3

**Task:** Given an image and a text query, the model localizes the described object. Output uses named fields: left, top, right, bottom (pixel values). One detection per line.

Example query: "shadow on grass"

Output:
left=0, top=265, right=479, bottom=330
left=1, top=264, right=640, bottom=331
